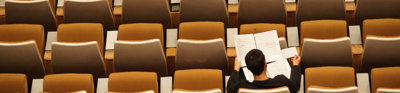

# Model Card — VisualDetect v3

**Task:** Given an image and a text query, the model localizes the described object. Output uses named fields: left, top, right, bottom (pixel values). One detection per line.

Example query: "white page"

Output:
left=287, top=27, right=300, bottom=47
left=267, top=58, right=291, bottom=78
left=96, top=78, right=108, bottom=93
left=171, top=0, right=180, bottom=4
left=227, top=28, right=238, bottom=47
left=281, top=47, right=298, bottom=59
left=0, top=0, right=5, bottom=7
left=161, top=76, right=173, bottom=93
left=234, top=34, right=256, bottom=66
left=166, top=29, right=178, bottom=48
left=31, top=79, right=43, bottom=93
left=285, top=0, right=296, bottom=3
left=228, top=0, right=239, bottom=4
left=254, top=30, right=282, bottom=62
left=105, top=31, right=118, bottom=50
left=349, top=25, right=362, bottom=44
left=255, top=30, right=291, bottom=78
left=45, top=31, right=58, bottom=50
left=357, top=73, right=371, bottom=93
left=114, top=0, right=122, bottom=6
left=57, top=0, right=64, bottom=7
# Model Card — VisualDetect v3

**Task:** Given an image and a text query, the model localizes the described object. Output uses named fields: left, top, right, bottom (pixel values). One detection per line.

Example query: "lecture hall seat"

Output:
left=300, top=20, right=348, bottom=46
left=362, top=19, right=400, bottom=44
left=355, top=0, right=400, bottom=25
left=165, top=22, right=226, bottom=75
left=43, top=74, right=94, bottom=93
left=175, top=39, right=228, bottom=75
left=360, top=36, right=400, bottom=72
left=305, top=67, right=357, bottom=93
left=238, top=0, right=287, bottom=32
left=5, top=0, right=58, bottom=31
left=0, top=41, right=45, bottom=83
left=307, top=86, right=358, bottom=93
left=0, top=74, right=28, bottom=93
left=296, top=0, right=346, bottom=27
left=52, top=23, right=105, bottom=79
left=238, top=86, right=290, bottom=93
left=301, top=37, right=356, bottom=93
left=122, top=0, right=172, bottom=29
left=40, top=90, right=87, bottom=93
left=371, top=67, right=400, bottom=93
left=173, top=69, right=223, bottom=92
left=237, top=0, right=288, bottom=49
left=63, top=0, right=115, bottom=30
left=52, top=41, right=106, bottom=80
left=118, top=23, right=165, bottom=49
left=0, top=24, right=45, bottom=58
left=180, top=0, right=229, bottom=28
left=57, top=23, right=105, bottom=54
left=108, top=72, right=158, bottom=93
left=178, top=22, right=226, bottom=41
left=300, top=37, right=353, bottom=70
left=172, top=89, right=222, bottom=93
left=114, top=39, right=168, bottom=76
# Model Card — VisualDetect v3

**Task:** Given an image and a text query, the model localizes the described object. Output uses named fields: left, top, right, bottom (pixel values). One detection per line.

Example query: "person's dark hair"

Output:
left=245, top=49, right=266, bottom=75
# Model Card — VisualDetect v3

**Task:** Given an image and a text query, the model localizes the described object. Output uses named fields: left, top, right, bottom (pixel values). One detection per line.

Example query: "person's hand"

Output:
left=234, top=58, right=242, bottom=71
left=291, top=55, right=301, bottom=66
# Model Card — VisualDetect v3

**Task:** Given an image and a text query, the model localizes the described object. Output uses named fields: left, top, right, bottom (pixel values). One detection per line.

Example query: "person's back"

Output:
left=227, top=49, right=302, bottom=93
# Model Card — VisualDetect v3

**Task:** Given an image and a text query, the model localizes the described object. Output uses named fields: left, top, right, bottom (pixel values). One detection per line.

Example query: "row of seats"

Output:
left=1, top=67, right=399, bottom=93
left=3, top=0, right=400, bottom=31
left=1, top=18, right=399, bottom=77
left=1, top=18, right=400, bottom=93
left=0, top=69, right=224, bottom=93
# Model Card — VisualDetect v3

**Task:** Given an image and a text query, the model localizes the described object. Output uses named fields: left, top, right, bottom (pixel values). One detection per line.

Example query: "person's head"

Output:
left=245, top=49, right=267, bottom=76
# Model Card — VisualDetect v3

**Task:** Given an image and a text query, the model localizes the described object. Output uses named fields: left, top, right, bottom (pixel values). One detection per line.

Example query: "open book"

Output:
left=234, top=30, right=292, bottom=82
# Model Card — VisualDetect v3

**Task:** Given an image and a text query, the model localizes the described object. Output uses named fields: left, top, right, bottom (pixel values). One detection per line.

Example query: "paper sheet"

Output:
left=349, top=25, right=362, bottom=44
left=227, top=28, right=238, bottom=47
left=171, top=0, right=180, bottom=4
left=254, top=30, right=282, bottom=62
left=45, top=32, right=58, bottom=50
left=105, top=31, right=118, bottom=50
left=57, top=0, right=64, bottom=7
left=228, top=0, right=239, bottom=4
left=281, top=47, right=298, bottom=59
left=285, top=0, right=296, bottom=3
left=0, top=0, right=5, bottom=7
left=234, top=34, right=256, bottom=66
left=266, top=58, right=291, bottom=79
left=166, top=29, right=178, bottom=48
left=287, top=27, right=300, bottom=47
left=114, top=0, right=122, bottom=6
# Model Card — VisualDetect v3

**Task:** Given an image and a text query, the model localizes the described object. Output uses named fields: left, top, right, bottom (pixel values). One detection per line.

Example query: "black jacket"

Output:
left=227, top=66, right=301, bottom=93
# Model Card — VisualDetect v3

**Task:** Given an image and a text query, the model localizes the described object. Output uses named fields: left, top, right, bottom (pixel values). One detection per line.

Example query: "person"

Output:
left=227, top=49, right=302, bottom=93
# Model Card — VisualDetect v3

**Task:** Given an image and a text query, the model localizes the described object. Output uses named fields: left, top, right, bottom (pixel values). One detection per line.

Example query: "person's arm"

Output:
left=227, top=58, right=242, bottom=93
left=289, top=55, right=302, bottom=92
left=290, top=66, right=301, bottom=91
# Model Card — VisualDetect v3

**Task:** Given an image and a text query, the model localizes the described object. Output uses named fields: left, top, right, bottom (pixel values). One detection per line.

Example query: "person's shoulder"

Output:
left=273, top=75, right=290, bottom=80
